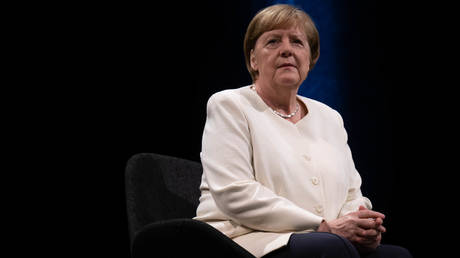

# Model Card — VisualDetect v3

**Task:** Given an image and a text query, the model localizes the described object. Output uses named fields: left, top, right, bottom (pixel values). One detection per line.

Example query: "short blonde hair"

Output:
left=243, top=4, right=320, bottom=82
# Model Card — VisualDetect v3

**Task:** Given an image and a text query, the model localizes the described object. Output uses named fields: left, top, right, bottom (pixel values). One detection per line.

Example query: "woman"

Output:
left=195, top=4, right=411, bottom=258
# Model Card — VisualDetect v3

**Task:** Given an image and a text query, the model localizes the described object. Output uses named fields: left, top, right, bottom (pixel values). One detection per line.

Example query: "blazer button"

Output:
left=315, top=205, right=323, bottom=214
left=311, top=177, right=319, bottom=185
left=302, top=154, right=311, bottom=161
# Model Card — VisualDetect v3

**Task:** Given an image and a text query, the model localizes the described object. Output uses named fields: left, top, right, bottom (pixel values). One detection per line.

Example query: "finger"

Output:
left=372, top=218, right=385, bottom=231
left=352, top=235, right=377, bottom=246
left=371, top=218, right=385, bottom=232
left=357, top=228, right=379, bottom=238
left=357, top=218, right=379, bottom=229
left=358, top=209, right=385, bottom=219
left=356, top=218, right=386, bottom=234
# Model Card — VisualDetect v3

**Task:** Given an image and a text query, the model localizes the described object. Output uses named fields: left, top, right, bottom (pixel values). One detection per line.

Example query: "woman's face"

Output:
left=251, top=27, right=311, bottom=88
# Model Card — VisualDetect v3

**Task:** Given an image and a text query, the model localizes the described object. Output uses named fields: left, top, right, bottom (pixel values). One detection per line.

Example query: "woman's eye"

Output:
left=293, top=39, right=304, bottom=45
left=265, top=39, right=280, bottom=48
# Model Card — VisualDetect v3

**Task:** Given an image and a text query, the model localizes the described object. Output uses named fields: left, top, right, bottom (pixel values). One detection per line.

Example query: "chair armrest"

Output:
left=132, top=218, right=255, bottom=258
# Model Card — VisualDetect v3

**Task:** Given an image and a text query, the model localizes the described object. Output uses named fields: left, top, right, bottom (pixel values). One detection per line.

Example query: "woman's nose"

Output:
left=279, top=40, right=293, bottom=57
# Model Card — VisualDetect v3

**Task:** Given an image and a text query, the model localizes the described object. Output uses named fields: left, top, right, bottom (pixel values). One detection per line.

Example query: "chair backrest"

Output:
left=125, top=153, right=203, bottom=245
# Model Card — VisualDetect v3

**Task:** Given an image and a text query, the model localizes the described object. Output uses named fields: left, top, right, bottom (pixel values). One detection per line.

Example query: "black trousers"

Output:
left=262, top=232, right=412, bottom=258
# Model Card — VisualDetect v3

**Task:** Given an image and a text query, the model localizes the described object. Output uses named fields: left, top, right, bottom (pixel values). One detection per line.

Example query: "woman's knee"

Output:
left=289, top=232, right=360, bottom=258
left=364, top=244, right=413, bottom=258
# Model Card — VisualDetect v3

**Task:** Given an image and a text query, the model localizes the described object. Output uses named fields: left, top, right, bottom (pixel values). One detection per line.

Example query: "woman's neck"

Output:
left=254, top=81, right=299, bottom=114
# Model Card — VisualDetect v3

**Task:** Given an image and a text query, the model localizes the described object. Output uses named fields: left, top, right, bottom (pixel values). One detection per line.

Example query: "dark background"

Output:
left=13, top=0, right=435, bottom=257
left=84, top=0, right=417, bottom=257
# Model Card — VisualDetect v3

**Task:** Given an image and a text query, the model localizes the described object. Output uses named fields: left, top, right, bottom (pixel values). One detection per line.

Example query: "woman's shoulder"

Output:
left=299, top=96, right=337, bottom=113
left=299, top=96, right=343, bottom=123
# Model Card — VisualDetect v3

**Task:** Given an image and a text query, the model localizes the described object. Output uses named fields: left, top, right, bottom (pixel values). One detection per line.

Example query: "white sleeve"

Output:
left=338, top=144, right=373, bottom=217
left=336, top=112, right=373, bottom=217
left=201, top=92, right=323, bottom=232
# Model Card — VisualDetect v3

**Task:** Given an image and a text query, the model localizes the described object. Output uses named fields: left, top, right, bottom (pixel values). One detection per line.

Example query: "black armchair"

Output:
left=125, top=153, right=255, bottom=258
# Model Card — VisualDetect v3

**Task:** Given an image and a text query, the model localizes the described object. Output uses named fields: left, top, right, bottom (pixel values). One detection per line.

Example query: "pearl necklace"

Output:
left=271, top=102, right=300, bottom=118
left=251, top=86, right=300, bottom=119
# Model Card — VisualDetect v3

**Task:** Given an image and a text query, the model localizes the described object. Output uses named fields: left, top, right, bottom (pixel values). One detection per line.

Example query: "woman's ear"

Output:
left=250, top=49, right=258, bottom=71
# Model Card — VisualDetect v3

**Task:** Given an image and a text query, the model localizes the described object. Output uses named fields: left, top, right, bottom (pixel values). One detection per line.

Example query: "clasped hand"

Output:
left=318, top=206, right=386, bottom=252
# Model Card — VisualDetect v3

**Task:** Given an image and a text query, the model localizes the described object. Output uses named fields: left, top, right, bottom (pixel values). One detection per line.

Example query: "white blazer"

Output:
left=194, top=85, right=371, bottom=257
